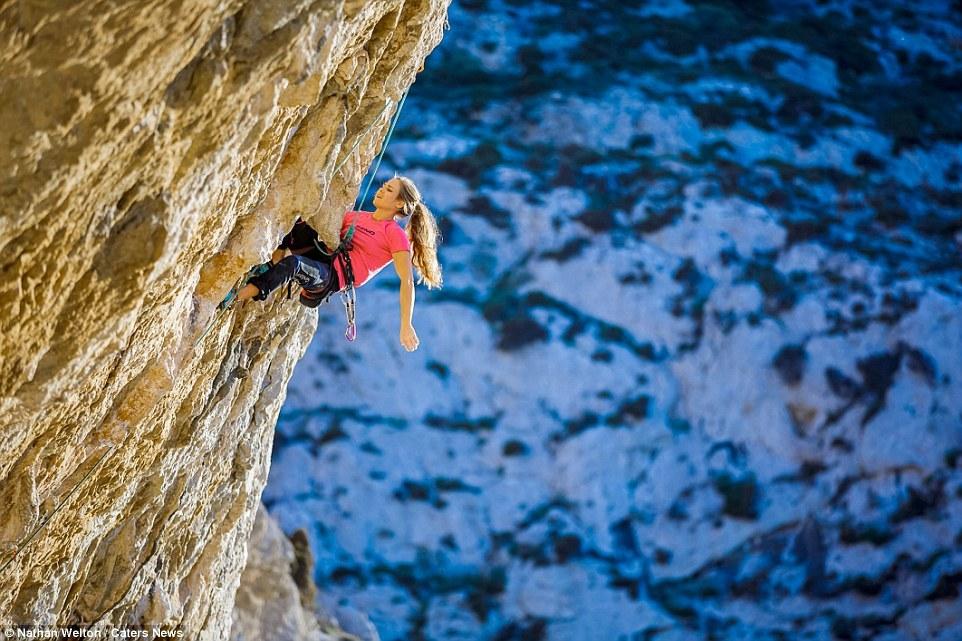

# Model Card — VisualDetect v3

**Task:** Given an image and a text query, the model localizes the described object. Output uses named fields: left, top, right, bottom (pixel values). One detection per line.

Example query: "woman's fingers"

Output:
left=400, top=328, right=419, bottom=351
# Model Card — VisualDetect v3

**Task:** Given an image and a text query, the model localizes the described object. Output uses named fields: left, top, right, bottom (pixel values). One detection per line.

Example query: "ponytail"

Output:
left=407, top=201, right=443, bottom=289
left=395, top=176, right=443, bottom=289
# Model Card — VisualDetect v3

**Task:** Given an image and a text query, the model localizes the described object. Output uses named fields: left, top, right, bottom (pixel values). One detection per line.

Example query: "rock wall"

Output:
left=230, top=504, right=362, bottom=641
left=0, top=0, right=448, bottom=636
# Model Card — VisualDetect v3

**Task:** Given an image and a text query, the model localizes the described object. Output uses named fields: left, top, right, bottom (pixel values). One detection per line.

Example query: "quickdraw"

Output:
left=337, top=247, right=357, bottom=341
left=309, top=238, right=357, bottom=341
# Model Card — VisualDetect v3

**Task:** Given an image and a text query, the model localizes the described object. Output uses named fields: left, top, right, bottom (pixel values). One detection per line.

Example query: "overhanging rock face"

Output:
left=0, top=0, right=448, bottom=635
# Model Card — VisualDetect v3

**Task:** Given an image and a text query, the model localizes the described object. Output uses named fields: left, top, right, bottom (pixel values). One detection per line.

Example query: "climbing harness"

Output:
left=299, top=236, right=356, bottom=339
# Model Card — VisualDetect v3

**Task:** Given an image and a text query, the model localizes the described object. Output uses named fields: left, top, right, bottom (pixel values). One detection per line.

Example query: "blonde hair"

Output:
left=394, top=175, right=443, bottom=289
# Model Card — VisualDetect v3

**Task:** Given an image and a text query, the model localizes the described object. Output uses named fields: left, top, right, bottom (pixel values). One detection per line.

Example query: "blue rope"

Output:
left=314, top=88, right=410, bottom=255
left=353, top=87, right=409, bottom=213
left=330, top=100, right=393, bottom=179
left=314, top=88, right=410, bottom=342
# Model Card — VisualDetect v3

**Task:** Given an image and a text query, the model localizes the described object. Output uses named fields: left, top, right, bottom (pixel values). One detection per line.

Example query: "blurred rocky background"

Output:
left=264, top=1, right=962, bottom=640
left=0, top=0, right=448, bottom=637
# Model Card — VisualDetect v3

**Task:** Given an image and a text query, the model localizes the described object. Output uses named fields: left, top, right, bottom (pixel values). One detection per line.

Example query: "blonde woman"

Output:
left=235, top=176, right=443, bottom=352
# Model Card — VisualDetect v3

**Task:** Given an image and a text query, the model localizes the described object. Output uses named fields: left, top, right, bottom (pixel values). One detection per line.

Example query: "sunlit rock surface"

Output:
left=231, top=504, right=365, bottom=641
left=266, top=1, right=962, bottom=640
left=0, top=0, right=449, bottom=636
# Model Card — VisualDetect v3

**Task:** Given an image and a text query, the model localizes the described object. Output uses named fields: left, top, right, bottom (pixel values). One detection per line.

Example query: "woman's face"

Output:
left=374, top=178, right=404, bottom=212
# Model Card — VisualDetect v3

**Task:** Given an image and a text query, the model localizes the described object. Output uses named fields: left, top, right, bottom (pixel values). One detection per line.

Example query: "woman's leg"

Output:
left=237, top=255, right=331, bottom=302
left=236, top=282, right=260, bottom=303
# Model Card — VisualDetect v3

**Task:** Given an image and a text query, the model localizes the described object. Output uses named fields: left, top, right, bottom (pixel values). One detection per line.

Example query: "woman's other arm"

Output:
left=392, top=250, right=419, bottom=351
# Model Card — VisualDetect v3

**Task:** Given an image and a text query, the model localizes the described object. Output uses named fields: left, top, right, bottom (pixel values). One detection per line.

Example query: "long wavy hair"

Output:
left=394, top=175, right=443, bottom=289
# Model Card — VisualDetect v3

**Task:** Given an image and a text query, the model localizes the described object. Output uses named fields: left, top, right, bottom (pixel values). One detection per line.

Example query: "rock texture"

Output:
left=0, top=0, right=448, bottom=636
left=231, top=504, right=363, bottom=641
left=265, top=1, right=962, bottom=640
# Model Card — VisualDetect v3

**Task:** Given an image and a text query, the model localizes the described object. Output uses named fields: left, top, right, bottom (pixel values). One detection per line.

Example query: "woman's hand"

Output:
left=393, top=252, right=418, bottom=352
left=400, top=324, right=419, bottom=352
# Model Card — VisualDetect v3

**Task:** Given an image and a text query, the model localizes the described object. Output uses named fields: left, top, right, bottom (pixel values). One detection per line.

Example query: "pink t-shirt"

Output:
left=334, top=211, right=411, bottom=289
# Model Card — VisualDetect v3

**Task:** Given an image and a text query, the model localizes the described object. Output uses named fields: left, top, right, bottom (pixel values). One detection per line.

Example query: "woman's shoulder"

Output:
left=386, top=218, right=407, bottom=236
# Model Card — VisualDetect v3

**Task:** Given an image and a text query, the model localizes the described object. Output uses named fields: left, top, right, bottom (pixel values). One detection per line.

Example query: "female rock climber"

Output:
left=234, top=175, right=443, bottom=352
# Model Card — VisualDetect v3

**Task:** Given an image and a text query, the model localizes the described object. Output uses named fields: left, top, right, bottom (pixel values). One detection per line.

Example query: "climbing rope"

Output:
left=0, top=444, right=116, bottom=577
left=329, top=99, right=393, bottom=180
left=353, top=87, right=409, bottom=215
left=312, top=87, right=410, bottom=342
left=324, top=88, right=411, bottom=250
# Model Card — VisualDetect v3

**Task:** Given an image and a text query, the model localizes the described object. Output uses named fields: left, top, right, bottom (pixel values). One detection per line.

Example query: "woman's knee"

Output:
left=278, top=254, right=300, bottom=269
left=272, top=255, right=302, bottom=280
left=292, top=258, right=328, bottom=290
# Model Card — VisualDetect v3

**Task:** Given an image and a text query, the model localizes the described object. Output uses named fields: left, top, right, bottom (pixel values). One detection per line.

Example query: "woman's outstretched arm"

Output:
left=392, top=250, right=419, bottom=352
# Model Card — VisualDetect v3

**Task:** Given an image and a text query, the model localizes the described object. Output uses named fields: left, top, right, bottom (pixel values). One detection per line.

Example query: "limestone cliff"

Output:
left=0, top=0, right=448, bottom=636
left=230, top=504, right=362, bottom=641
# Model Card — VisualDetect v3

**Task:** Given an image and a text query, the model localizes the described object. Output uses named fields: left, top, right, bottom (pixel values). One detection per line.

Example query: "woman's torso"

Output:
left=335, top=211, right=409, bottom=288
left=282, top=213, right=407, bottom=290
